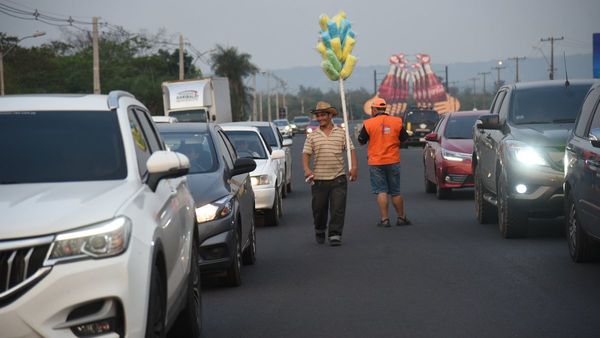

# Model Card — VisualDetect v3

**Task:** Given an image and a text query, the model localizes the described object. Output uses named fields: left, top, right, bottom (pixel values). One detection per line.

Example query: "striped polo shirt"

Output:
left=303, top=126, right=355, bottom=180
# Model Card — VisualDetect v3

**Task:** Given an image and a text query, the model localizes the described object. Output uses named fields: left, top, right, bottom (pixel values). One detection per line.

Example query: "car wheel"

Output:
left=277, top=186, right=283, bottom=218
left=424, top=162, right=435, bottom=194
left=170, top=235, right=202, bottom=337
left=474, top=165, right=497, bottom=224
left=286, top=176, right=292, bottom=193
left=567, top=192, right=595, bottom=262
left=226, top=229, right=242, bottom=287
left=145, top=264, right=166, bottom=338
left=264, top=188, right=280, bottom=227
left=497, top=173, right=527, bottom=238
left=242, top=218, right=257, bottom=265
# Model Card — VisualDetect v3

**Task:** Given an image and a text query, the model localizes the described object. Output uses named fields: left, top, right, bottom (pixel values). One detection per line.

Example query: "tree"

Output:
left=210, top=45, right=258, bottom=121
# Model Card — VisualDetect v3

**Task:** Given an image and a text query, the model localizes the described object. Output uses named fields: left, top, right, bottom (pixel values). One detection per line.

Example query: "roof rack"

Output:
left=107, top=90, right=134, bottom=109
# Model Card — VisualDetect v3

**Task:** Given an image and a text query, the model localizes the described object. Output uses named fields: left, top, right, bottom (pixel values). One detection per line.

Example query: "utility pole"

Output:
left=252, top=73, right=257, bottom=121
left=492, top=61, right=506, bottom=90
left=275, top=91, right=280, bottom=119
left=300, top=97, right=305, bottom=116
left=541, top=36, right=563, bottom=80
left=266, top=72, right=271, bottom=122
left=178, top=34, right=184, bottom=80
left=508, top=56, right=526, bottom=82
left=444, top=65, right=449, bottom=92
left=373, top=69, right=377, bottom=95
left=469, top=77, right=479, bottom=109
left=0, top=31, right=45, bottom=96
left=259, top=91, right=263, bottom=121
left=92, top=17, right=101, bottom=94
left=448, top=81, right=459, bottom=112
left=478, top=71, right=491, bottom=109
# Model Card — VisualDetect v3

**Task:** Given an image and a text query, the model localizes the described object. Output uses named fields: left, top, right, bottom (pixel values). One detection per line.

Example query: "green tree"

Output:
left=210, top=45, right=258, bottom=121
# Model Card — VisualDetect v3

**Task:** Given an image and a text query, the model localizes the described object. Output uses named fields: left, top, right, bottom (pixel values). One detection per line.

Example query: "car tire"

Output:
left=286, top=177, right=292, bottom=194
left=170, top=235, right=202, bottom=337
left=226, top=229, right=242, bottom=287
left=264, top=188, right=280, bottom=227
left=474, top=165, right=497, bottom=224
left=566, top=192, right=595, bottom=262
left=242, top=218, right=257, bottom=265
left=497, top=173, right=527, bottom=238
left=424, top=163, right=435, bottom=194
left=145, top=264, right=166, bottom=338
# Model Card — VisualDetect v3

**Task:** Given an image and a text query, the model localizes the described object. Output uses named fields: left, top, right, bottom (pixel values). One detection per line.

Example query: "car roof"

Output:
left=220, top=125, right=261, bottom=132
left=0, top=94, right=114, bottom=111
left=448, top=110, right=489, bottom=117
left=156, top=122, right=211, bottom=133
left=510, top=79, right=596, bottom=91
left=222, top=121, right=274, bottom=128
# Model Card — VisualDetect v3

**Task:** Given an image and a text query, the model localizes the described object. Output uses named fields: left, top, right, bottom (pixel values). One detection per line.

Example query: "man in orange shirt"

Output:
left=357, top=98, right=411, bottom=227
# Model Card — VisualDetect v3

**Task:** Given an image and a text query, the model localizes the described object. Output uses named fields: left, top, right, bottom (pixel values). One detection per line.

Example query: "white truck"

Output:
left=162, top=77, right=233, bottom=123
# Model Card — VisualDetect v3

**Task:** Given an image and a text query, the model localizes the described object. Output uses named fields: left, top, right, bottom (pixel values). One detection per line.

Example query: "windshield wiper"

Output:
left=552, top=118, right=575, bottom=123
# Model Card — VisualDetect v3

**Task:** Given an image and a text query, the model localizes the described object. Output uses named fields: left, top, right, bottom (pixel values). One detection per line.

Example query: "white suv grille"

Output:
left=0, top=236, right=53, bottom=307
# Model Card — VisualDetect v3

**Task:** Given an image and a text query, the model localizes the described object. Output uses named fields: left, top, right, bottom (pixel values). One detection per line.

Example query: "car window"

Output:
left=308, top=120, right=320, bottom=126
left=575, top=88, right=599, bottom=137
left=134, top=108, right=162, bottom=152
left=215, top=131, right=235, bottom=169
left=510, top=84, right=591, bottom=124
left=219, top=130, right=238, bottom=163
left=0, top=111, right=126, bottom=184
left=128, top=109, right=151, bottom=177
left=273, top=120, right=288, bottom=126
left=589, top=102, right=600, bottom=135
left=405, top=111, right=439, bottom=124
left=161, top=131, right=218, bottom=174
left=490, top=91, right=507, bottom=115
left=293, top=117, right=310, bottom=123
left=444, top=115, right=480, bottom=139
left=224, top=130, right=268, bottom=159
left=433, top=114, right=447, bottom=133
left=257, top=126, right=279, bottom=148
left=169, top=109, right=208, bottom=122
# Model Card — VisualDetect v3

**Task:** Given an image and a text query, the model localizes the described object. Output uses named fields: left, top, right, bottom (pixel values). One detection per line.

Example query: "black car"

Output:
left=564, top=80, right=600, bottom=262
left=402, top=109, right=440, bottom=147
left=473, top=79, right=595, bottom=238
left=157, top=123, right=256, bottom=286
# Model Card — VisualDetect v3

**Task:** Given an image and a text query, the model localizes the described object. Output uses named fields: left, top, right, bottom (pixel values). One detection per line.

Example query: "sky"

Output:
left=1, top=0, right=598, bottom=76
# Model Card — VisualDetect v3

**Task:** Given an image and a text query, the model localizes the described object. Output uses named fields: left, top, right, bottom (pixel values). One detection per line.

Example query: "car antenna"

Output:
left=563, top=51, right=570, bottom=87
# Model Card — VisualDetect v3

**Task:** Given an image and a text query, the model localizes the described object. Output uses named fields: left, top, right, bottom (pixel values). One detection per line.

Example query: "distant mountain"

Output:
left=259, top=53, right=593, bottom=94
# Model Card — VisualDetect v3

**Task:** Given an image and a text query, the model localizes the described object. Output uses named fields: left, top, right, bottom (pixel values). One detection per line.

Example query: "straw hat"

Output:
left=311, top=101, right=338, bottom=116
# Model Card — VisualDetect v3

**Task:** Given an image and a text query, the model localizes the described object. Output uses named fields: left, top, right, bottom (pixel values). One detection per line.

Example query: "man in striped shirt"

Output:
left=302, top=101, right=357, bottom=246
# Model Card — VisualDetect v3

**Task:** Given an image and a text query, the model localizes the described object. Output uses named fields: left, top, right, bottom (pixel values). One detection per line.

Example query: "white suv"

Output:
left=0, top=91, right=202, bottom=337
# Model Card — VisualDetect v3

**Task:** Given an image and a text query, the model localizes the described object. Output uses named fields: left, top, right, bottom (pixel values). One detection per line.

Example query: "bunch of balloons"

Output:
left=316, top=11, right=357, bottom=81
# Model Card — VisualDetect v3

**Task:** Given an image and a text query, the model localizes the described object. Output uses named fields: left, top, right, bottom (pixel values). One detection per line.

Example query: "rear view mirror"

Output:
left=589, top=128, right=600, bottom=148
left=282, top=138, right=293, bottom=147
left=476, top=115, right=500, bottom=130
left=146, top=151, right=190, bottom=191
left=271, top=149, right=285, bottom=160
left=425, top=132, right=439, bottom=142
left=230, top=157, right=256, bottom=177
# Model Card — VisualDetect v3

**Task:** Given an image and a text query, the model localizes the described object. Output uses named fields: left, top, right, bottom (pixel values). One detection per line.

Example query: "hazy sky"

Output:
left=1, top=0, right=598, bottom=75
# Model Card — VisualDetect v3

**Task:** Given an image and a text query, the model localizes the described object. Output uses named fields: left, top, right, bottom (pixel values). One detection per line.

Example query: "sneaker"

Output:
left=329, top=235, right=342, bottom=246
left=396, top=216, right=412, bottom=226
left=315, top=230, right=326, bottom=244
left=377, top=219, right=391, bottom=227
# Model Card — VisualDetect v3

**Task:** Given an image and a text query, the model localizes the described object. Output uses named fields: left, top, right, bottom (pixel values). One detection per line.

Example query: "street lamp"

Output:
left=1, top=31, right=46, bottom=95
left=492, top=60, right=506, bottom=91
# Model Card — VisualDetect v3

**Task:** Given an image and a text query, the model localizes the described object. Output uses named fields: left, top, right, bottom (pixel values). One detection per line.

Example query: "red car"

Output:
left=423, top=110, right=487, bottom=199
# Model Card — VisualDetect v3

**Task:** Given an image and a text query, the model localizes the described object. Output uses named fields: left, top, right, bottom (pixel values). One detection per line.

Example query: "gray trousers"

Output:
left=311, top=175, right=348, bottom=237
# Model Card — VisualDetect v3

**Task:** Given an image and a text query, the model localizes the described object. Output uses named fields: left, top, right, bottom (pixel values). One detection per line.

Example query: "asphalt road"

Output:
left=200, top=133, right=600, bottom=338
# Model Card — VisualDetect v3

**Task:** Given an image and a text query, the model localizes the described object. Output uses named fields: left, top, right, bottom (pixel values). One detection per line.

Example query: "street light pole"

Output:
left=0, top=31, right=46, bottom=96
left=492, top=60, right=506, bottom=90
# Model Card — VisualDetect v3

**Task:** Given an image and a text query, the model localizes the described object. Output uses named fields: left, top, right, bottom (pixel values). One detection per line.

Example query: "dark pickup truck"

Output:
left=472, top=79, right=594, bottom=238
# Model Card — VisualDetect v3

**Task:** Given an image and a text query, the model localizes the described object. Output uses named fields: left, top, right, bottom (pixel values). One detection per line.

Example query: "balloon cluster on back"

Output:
left=316, top=11, right=357, bottom=81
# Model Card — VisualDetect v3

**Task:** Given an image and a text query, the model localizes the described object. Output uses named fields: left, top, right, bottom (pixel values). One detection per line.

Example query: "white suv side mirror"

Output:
left=282, top=138, right=293, bottom=147
left=146, top=151, right=190, bottom=191
left=271, top=149, right=285, bottom=160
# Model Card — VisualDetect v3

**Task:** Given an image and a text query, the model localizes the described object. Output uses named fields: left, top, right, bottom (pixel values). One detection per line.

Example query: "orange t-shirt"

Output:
left=363, top=114, right=404, bottom=165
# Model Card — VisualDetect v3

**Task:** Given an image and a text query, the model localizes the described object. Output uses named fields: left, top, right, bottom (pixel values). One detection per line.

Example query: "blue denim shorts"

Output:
left=369, top=163, right=401, bottom=195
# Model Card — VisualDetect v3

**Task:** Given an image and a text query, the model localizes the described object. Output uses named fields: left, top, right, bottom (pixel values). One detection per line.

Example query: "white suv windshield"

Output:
left=0, top=111, right=126, bottom=184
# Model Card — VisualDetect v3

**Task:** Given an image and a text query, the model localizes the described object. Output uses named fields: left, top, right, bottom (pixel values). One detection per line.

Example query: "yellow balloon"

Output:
left=341, top=36, right=356, bottom=62
left=340, top=55, right=357, bottom=80
left=319, top=14, right=329, bottom=31
left=330, top=37, right=342, bottom=61
left=316, top=42, right=327, bottom=58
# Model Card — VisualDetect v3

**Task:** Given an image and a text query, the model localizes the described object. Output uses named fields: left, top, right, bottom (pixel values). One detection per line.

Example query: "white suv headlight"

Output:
left=506, top=141, right=549, bottom=167
left=195, top=195, right=233, bottom=223
left=48, top=217, right=132, bottom=264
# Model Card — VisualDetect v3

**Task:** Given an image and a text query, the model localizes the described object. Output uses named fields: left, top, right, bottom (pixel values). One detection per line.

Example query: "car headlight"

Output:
left=340, top=123, right=345, bottom=128
left=251, top=174, right=270, bottom=186
left=47, top=217, right=132, bottom=264
left=505, top=141, right=548, bottom=166
left=291, top=124, right=297, bottom=129
left=195, top=195, right=233, bottom=223
left=442, top=148, right=471, bottom=162
left=284, top=126, right=291, bottom=131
